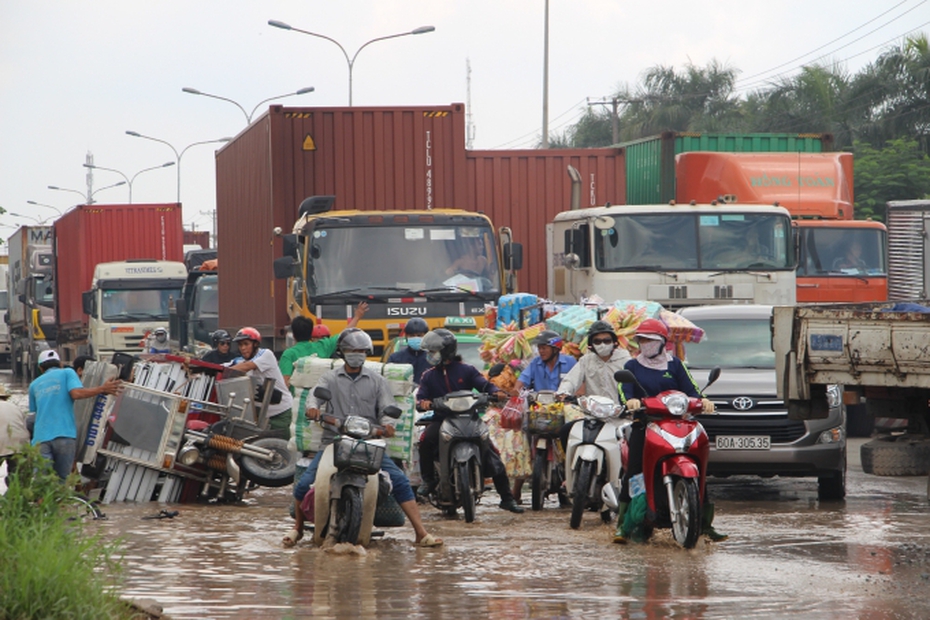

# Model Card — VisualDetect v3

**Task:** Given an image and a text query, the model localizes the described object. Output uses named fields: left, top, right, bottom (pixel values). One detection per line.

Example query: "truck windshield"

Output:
left=797, top=227, right=887, bottom=276
left=101, top=288, right=182, bottom=322
left=193, top=278, right=218, bottom=317
left=684, top=318, right=775, bottom=370
left=308, top=225, right=501, bottom=297
left=35, top=275, right=55, bottom=307
left=595, top=213, right=793, bottom=271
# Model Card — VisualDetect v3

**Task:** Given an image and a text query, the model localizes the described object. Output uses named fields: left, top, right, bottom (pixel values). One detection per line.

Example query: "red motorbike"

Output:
left=614, top=368, right=719, bottom=549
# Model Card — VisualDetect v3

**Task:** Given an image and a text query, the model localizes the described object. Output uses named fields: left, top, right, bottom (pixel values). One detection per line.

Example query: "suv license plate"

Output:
left=716, top=435, right=771, bottom=450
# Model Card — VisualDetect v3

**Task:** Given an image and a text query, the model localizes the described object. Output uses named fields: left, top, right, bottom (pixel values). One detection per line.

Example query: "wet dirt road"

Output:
left=83, top=438, right=930, bottom=620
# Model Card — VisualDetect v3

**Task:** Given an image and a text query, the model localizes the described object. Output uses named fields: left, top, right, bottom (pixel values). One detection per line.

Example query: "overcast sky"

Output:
left=1, top=1, right=927, bottom=240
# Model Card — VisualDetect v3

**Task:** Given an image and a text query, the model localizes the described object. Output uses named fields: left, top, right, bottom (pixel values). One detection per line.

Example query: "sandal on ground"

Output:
left=282, top=529, right=303, bottom=548
left=416, top=533, right=444, bottom=548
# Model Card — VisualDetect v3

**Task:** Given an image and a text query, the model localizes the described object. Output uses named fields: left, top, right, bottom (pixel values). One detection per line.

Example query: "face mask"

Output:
left=593, top=342, right=614, bottom=357
left=343, top=352, right=367, bottom=368
left=639, top=340, right=664, bottom=359
left=427, top=351, right=442, bottom=366
left=407, top=337, right=423, bottom=351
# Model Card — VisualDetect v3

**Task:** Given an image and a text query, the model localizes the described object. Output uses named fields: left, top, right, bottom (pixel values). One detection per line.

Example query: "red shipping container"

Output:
left=183, top=230, right=211, bottom=249
left=53, top=203, right=184, bottom=332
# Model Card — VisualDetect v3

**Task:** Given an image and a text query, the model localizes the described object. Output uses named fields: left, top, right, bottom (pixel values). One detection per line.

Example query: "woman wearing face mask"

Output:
left=614, top=318, right=725, bottom=543
left=387, top=317, right=430, bottom=383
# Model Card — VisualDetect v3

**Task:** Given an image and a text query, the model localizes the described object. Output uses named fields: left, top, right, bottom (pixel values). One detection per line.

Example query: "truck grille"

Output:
left=700, top=414, right=807, bottom=444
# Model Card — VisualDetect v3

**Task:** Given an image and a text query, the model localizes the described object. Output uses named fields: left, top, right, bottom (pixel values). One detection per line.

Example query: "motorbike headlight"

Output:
left=662, top=393, right=689, bottom=416
left=445, top=396, right=476, bottom=413
left=344, top=416, right=372, bottom=437
left=582, top=395, right=618, bottom=419
left=177, top=442, right=201, bottom=466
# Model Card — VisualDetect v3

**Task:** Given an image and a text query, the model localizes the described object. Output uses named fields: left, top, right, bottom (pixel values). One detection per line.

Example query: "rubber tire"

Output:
left=239, top=437, right=296, bottom=487
left=845, top=403, right=874, bottom=438
left=860, top=435, right=930, bottom=476
left=570, top=461, right=594, bottom=530
left=531, top=451, right=547, bottom=511
left=457, top=461, right=476, bottom=523
left=671, top=477, right=701, bottom=549
left=818, top=468, right=846, bottom=500
left=334, top=486, right=363, bottom=545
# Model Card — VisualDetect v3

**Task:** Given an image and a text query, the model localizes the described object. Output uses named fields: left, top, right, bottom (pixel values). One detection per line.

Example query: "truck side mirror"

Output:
left=175, top=298, right=188, bottom=316
left=281, top=234, right=299, bottom=259
left=81, top=291, right=96, bottom=317
left=503, top=242, right=523, bottom=270
left=273, top=257, right=298, bottom=280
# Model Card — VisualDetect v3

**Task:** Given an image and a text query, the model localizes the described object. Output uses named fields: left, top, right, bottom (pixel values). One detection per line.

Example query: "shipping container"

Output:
left=466, top=149, right=625, bottom=296
left=54, top=203, right=184, bottom=332
left=183, top=230, right=211, bottom=249
left=619, top=131, right=834, bottom=205
left=216, top=104, right=467, bottom=341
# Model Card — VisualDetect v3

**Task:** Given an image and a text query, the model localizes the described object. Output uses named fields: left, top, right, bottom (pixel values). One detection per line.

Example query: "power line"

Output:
left=491, top=98, right=587, bottom=149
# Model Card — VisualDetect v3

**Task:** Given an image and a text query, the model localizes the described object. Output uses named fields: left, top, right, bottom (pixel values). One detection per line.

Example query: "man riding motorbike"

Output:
left=201, top=329, right=236, bottom=365
left=416, top=328, right=524, bottom=514
left=614, top=318, right=726, bottom=543
left=284, top=328, right=442, bottom=548
left=515, top=330, right=576, bottom=392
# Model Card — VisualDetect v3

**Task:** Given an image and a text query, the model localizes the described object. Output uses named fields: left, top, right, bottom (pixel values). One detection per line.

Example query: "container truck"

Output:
left=7, top=226, right=55, bottom=379
left=52, top=203, right=187, bottom=362
left=547, top=202, right=797, bottom=307
left=272, top=196, right=522, bottom=356
left=675, top=151, right=887, bottom=303
left=886, top=200, right=930, bottom=301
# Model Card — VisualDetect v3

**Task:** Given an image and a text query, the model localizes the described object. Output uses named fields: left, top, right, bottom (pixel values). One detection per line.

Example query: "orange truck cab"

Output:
left=676, top=151, right=887, bottom=303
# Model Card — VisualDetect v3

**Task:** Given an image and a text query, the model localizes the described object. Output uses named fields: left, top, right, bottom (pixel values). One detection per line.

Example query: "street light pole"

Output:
left=84, top=161, right=174, bottom=203
left=124, top=132, right=231, bottom=203
left=268, top=20, right=435, bottom=105
left=10, top=212, right=46, bottom=226
left=89, top=181, right=127, bottom=204
left=182, top=86, right=315, bottom=124
left=26, top=201, right=63, bottom=217
left=48, top=185, right=88, bottom=203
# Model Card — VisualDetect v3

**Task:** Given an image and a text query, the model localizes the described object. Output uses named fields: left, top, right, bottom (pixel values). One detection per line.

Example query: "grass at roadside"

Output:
left=0, top=445, right=129, bottom=619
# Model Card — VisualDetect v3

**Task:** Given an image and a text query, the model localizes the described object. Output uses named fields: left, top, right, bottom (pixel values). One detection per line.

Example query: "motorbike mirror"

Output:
left=313, top=386, right=333, bottom=401
left=703, top=367, right=722, bottom=391
left=614, top=369, right=648, bottom=396
left=382, top=405, right=402, bottom=419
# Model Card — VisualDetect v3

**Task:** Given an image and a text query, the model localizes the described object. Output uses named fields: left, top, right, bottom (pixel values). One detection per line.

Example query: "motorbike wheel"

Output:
left=456, top=461, right=476, bottom=523
left=531, top=450, right=548, bottom=511
left=671, top=477, right=701, bottom=549
left=333, top=486, right=363, bottom=545
left=570, top=461, right=594, bottom=530
left=239, top=437, right=296, bottom=488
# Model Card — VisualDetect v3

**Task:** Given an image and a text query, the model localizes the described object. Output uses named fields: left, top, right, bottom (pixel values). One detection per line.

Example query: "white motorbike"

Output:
left=311, top=386, right=402, bottom=547
left=564, top=395, right=630, bottom=530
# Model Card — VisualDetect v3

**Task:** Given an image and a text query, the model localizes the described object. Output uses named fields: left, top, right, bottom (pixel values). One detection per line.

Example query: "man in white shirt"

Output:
left=228, top=327, right=294, bottom=432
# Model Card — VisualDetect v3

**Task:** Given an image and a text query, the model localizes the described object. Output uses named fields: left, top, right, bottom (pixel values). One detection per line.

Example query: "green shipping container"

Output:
left=619, top=131, right=834, bottom=205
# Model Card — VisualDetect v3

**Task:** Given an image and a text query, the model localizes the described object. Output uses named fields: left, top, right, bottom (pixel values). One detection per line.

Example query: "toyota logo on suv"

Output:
left=731, top=396, right=755, bottom=410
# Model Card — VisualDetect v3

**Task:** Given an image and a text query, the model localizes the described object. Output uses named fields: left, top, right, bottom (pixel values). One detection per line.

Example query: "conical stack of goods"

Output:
left=496, top=293, right=540, bottom=330
left=658, top=309, right=704, bottom=344
left=478, top=323, right=547, bottom=364
left=545, top=305, right=597, bottom=344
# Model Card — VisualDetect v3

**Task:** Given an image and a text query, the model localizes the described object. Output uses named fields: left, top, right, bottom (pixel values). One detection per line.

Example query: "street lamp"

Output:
left=268, top=20, right=435, bottom=105
left=9, top=212, right=47, bottom=226
left=47, top=185, right=88, bottom=203
left=182, top=86, right=315, bottom=124
left=26, top=201, right=63, bottom=217
left=124, top=132, right=231, bottom=203
left=83, top=161, right=175, bottom=203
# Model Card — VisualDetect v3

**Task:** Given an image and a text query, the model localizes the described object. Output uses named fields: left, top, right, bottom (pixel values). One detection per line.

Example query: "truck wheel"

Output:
left=845, top=404, right=874, bottom=438
left=860, top=435, right=930, bottom=476
left=818, top=468, right=846, bottom=500
left=239, top=438, right=296, bottom=487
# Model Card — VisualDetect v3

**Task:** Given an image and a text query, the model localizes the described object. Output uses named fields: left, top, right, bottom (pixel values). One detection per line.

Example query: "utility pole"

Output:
left=541, top=0, right=550, bottom=149
left=466, top=58, right=475, bottom=150
left=587, top=97, right=621, bottom=145
left=200, top=209, right=217, bottom=248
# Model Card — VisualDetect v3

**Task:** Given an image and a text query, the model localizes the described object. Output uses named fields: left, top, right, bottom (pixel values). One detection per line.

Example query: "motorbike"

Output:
left=612, top=367, right=720, bottom=549
left=417, top=390, right=491, bottom=523
left=564, top=394, right=629, bottom=529
left=308, top=386, right=402, bottom=546
left=525, top=391, right=567, bottom=511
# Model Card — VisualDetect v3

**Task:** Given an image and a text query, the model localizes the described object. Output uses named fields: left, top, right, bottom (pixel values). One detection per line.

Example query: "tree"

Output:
left=853, top=137, right=930, bottom=221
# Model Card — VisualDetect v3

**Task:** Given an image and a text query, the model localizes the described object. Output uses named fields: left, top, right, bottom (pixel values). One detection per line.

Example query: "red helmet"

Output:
left=635, top=318, right=669, bottom=341
left=232, top=327, right=262, bottom=343
left=311, top=324, right=332, bottom=339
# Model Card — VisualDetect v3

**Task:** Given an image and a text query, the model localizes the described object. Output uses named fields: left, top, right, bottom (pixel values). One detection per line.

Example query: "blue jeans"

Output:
left=293, top=444, right=414, bottom=504
left=38, top=437, right=77, bottom=481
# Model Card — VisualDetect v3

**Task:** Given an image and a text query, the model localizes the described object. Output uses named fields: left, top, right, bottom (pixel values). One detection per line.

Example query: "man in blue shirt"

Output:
left=516, top=330, right=577, bottom=392
left=29, top=350, right=121, bottom=480
left=387, top=317, right=430, bottom=383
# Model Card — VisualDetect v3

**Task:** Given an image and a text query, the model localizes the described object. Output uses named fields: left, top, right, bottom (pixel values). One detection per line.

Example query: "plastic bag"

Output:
left=300, top=486, right=315, bottom=522
left=499, top=395, right=526, bottom=430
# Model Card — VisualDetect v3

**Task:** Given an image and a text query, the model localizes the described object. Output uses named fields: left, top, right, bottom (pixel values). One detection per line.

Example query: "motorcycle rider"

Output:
left=227, top=327, right=294, bottom=433
left=515, top=331, right=576, bottom=392
left=613, top=318, right=726, bottom=543
left=284, top=328, right=442, bottom=548
left=279, top=302, right=369, bottom=388
left=201, top=329, right=236, bottom=365
left=145, top=327, right=171, bottom=354
left=416, top=328, right=525, bottom=514
left=387, top=317, right=431, bottom=383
